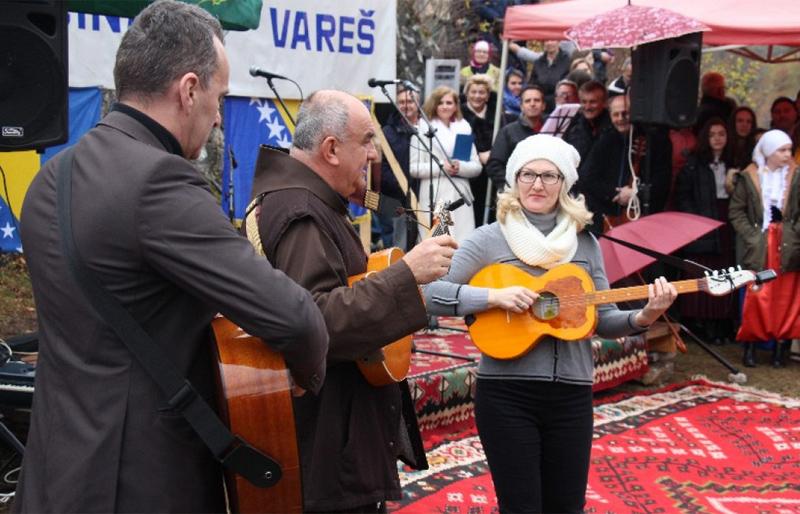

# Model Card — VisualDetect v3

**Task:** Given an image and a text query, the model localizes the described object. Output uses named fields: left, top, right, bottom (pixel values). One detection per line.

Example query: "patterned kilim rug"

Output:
left=389, top=378, right=800, bottom=513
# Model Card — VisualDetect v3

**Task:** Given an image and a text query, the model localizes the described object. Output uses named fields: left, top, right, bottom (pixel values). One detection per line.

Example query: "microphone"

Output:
left=249, top=65, right=288, bottom=81
left=367, top=78, right=420, bottom=93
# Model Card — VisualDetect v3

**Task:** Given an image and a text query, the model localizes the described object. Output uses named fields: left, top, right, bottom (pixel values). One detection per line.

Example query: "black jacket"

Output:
left=531, top=50, right=571, bottom=112
left=485, top=116, right=540, bottom=189
left=674, top=154, right=725, bottom=254
left=563, top=110, right=613, bottom=176
left=381, top=111, right=419, bottom=201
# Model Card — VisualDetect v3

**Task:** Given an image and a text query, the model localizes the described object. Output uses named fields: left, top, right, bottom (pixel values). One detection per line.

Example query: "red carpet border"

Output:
left=390, top=378, right=800, bottom=513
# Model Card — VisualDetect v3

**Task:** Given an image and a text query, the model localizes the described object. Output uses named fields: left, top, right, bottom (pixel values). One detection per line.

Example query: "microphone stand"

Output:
left=227, top=146, right=237, bottom=223
left=265, top=77, right=296, bottom=126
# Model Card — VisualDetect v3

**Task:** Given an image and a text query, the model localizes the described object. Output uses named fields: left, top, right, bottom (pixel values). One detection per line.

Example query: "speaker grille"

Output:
left=665, top=58, right=701, bottom=126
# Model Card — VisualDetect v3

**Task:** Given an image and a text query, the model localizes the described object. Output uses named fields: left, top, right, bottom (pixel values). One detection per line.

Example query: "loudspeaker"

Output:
left=0, top=1, right=68, bottom=151
left=630, top=33, right=702, bottom=127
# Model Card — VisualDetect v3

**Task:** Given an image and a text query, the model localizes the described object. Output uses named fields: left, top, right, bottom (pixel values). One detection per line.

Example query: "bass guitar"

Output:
left=211, top=316, right=302, bottom=513
left=348, top=200, right=457, bottom=386
left=467, top=263, right=775, bottom=360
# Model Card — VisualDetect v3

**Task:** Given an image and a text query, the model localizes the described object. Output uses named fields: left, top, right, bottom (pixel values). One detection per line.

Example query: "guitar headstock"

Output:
left=431, top=200, right=458, bottom=237
left=702, top=266, right=776, bottom=296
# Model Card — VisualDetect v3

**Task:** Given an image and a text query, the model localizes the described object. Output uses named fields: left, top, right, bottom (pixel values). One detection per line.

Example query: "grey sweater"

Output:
left=423, top=210, right=645, bottom=386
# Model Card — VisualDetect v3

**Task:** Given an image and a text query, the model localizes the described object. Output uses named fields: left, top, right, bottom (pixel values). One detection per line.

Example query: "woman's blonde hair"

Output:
left=496, top=172, right=594, bottom=232
left=422, top=86, right=462, bottom=122
left=464, top=74, right=493, bottom=97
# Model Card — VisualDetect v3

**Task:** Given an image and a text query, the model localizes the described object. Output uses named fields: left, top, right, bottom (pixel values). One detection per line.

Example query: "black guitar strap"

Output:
left=600, top=233, right=712, bottom=276
left=55, top=147, right=279, bottom=488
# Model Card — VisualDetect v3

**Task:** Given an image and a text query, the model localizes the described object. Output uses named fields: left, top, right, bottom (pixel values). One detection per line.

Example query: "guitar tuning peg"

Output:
left=737, top=264, right=742, bottom=271
left=712, top=270, right=719, bottom=277
left=704, top=270, right=710, bottom=277
left=728, top=266, right=735, bottom=274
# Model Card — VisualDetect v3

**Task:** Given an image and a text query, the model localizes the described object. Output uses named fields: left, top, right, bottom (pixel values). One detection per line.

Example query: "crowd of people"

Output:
left=375, top=38, right=800, bottom=374
left=11, top=1, right=797, bottom=513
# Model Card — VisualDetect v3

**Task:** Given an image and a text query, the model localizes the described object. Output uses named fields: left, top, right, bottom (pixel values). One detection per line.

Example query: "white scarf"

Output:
left=500, top=210, right=579, bottom=269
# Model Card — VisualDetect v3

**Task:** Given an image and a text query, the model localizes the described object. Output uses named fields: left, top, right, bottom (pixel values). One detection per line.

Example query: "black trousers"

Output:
left=475, top=378, right=593, bottom=514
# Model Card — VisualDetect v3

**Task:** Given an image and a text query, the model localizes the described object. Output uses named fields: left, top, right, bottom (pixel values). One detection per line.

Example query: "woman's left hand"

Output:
left=634, top=276, right=678, bottom=328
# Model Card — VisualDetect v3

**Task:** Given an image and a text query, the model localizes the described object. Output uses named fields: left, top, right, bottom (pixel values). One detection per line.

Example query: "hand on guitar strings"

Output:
left=488, top=286, right=540, bottom=314
left=402, top=235, right=459, bottom=284
left=634, top=276, right=678, bottom=328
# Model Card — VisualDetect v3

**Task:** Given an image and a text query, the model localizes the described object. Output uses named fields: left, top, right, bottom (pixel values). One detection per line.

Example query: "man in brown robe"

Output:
left=248, top=90, right=458, bottom=512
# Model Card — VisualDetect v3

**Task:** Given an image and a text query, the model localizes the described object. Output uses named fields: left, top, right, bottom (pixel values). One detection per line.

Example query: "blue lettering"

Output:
left=339, top=16, right=354, bottom=54
left=291, top=12, right=311, bottom=50
left=269, top=8, right=290, bottom=48
left=104, top=15, right=121, bottom=33
left=69, top=12, right=130, bottom=32
left=316, top=14, right=335, bottom=52
left=357, top=16, right=375, bottom=55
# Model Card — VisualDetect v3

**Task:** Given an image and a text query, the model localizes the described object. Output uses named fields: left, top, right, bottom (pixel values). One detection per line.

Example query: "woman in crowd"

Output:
left=460, top=40, right=501, bottom=92
left=502, top=68, right=525, bottom=124
left=409, top=86, right=482, bottom=243
left=423, top=134, right=677, bottom=513
left=461, top=74, right=497, bottom=226
left=726, top=106, right=758, bottom=171
left=729, top=129, right=800, bottom=368
left=674, top=118, right=737, bottom=343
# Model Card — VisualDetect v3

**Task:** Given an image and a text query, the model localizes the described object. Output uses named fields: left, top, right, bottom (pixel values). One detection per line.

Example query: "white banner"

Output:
left=67, top=1, right=397, bottom=101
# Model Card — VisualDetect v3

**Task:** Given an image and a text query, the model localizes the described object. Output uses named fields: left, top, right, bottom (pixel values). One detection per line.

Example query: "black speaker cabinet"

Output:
left=0, top=0, right=68, bottom=151
left=630, top=32, right=702, bottom=127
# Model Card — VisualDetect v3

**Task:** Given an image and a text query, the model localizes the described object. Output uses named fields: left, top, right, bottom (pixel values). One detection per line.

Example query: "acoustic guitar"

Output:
left=211, top=316, right=302, bottom=513
left=467, top=262, right=775, bottom=360
left=348, top=200, right=457, bottom=386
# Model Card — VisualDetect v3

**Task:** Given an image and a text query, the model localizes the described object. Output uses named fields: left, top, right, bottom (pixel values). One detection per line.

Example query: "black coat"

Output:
left=531, top=50, right=571, bottom=112
left=485, top=117, right=539, bottom=189
left=381, top=111, right=419, bottom=201
left=563, top=111, right=613, bottom=176
left=15, top=109, right=328, bottom=513
left=674, top=155, right=725, bottom=254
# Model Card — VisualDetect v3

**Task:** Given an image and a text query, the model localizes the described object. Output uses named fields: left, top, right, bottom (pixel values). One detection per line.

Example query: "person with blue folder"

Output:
left=409, top=86, right=481, bottom=243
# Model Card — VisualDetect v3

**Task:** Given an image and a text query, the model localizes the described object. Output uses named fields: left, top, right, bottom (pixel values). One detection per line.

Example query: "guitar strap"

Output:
left=55, top=148, right=281, bottom=489
left=600, top=233, right=712, bottom=276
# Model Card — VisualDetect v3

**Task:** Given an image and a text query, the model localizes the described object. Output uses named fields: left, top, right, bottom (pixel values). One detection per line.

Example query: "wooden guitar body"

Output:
left=211, top=317, right=302, bottom=513
left=347, top=247, right=413, bottom=386
left=468, top=263, right=598, bottom=359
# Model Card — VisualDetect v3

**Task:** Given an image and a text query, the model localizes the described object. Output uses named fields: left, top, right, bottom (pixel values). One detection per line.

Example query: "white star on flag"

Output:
left=266, top=118, right=285, bottom=140
left=1, top=222, right=16, bottom=239
left=257, top=102, right=277, bottom=124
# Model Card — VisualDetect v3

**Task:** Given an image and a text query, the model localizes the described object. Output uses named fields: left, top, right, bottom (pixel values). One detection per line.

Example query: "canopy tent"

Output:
left=67, top=0, right=263, bottom=30
left=503, top=0, right=800, bottom=63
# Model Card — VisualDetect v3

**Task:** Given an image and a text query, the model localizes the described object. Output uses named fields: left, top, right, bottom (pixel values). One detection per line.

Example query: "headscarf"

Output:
left=470, top=40, right=491, bottom=72
left=502, top=68, right=524, bottom=116
left=752, top=129, right=792, bottom=168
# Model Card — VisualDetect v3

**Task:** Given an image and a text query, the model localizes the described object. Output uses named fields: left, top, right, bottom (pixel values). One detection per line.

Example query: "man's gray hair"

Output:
left=292, top=92, right=351, bottom=151
left=114, top=0, right=224, bottom=101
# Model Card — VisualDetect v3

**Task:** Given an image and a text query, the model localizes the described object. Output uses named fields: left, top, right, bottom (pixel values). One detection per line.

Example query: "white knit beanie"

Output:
left=505, top=134, right=580, bottom=190
left=752, top=129, right=792, bottom=168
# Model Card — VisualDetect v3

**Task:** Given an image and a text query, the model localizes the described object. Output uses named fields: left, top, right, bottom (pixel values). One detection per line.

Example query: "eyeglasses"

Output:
left=517, top=170, right=563, bottom=185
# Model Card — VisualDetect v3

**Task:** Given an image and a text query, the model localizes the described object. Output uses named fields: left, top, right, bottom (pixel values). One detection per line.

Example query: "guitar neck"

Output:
left=587, top=277, right=706, bottom=305
left=431, top=222, right=450, bottom=237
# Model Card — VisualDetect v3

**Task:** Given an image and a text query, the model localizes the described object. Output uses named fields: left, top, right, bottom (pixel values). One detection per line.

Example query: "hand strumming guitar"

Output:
left=402, top=235, right=458, bottom=284
left=633, top=276, right=677, bottom=327
left=488, top=286, right=539, bottom=314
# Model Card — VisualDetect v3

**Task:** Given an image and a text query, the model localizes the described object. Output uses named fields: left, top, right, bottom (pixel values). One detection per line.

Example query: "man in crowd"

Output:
left=247, top=90, right=458, bottom=513
left=554, top=79, right=579, bottom=106
left=563, top=80, right=612, bottom=174
left=531, top=40, right=572, bottom=113
left=486, top=85, right=545, bottom=190
left=607, top=57, right=632, bottom=97
left=378, top=85, right=420, bottom=249
left=770, top=96, right=799, bottom=134
left=694, top=71, right=737, bottom=133
left=14, top=2, right=329, bottom=512
left=581, top=94, right=673, bottom=233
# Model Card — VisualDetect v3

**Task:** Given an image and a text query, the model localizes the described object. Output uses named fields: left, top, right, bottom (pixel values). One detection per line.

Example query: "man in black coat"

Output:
left=15, top=2, right=329, bottom=512
left=581, top=95, right=673, bottom=234
left=530, top=40, right=571, bottom=113
left=485, top=86, right=545, bottom=191
left=563, top=80, right=612, bottom=178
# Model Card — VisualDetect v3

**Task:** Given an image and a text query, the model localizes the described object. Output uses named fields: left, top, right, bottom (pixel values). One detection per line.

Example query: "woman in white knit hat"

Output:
left=423, top=134, right=676, bottom=513
left=729, top=129, right=800, bottom=368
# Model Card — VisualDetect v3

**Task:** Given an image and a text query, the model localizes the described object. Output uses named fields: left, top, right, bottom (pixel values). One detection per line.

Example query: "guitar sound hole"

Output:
left=532, top=292, right=559, bottom=321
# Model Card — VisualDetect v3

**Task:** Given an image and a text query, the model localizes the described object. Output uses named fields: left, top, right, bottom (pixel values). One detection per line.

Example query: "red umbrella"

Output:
left=599, top=212, right=723, bottom=284
left=565, top=2, right=710, bottom=50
